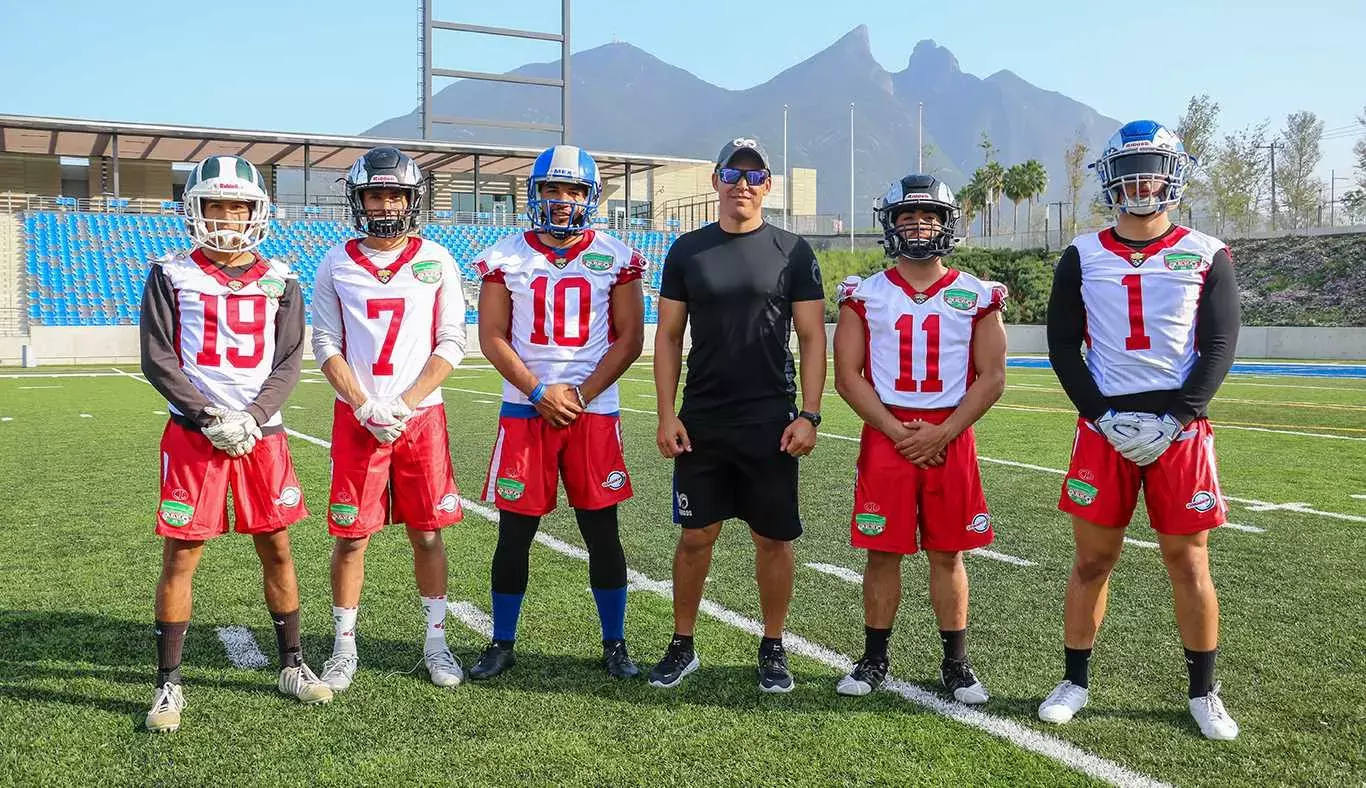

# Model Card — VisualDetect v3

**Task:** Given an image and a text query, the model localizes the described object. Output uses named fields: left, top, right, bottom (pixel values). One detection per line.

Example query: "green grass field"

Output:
left=1, top=359, right=1364, bottom=787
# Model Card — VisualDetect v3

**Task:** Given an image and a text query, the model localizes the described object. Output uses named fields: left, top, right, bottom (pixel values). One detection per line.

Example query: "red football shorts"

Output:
left=483, top=410, right=632, bottom=516
left=327, top=399, right=463, bottom=537
left=1058, top=417, right=1226, bottom=535
left=156, top=419, right=308, bottom=541
left=850, top=407, right=994, bottom=555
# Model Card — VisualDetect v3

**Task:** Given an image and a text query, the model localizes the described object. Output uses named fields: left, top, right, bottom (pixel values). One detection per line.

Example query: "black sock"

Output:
left=1185, top=647, right=1217, bottom=699
left=939, top=629, right=967, bottom=662
left=864, top=626, right=892, bottom=659
left=1064, top=647, right=1092, bottom=689
left=760, top=636, right=783, bottom=655
left=271, top=608, right=302, bottom=668
left=671, top=633, right=694, bottom=652
left=155, top=620, right=189, bottom=687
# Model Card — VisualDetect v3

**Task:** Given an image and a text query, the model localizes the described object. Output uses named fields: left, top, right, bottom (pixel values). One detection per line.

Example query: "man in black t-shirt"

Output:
left=648, top=137, right=827, bottom=693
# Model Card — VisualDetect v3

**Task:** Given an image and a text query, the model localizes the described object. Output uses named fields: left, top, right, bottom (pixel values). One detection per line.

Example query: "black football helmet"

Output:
left=345, top=147, right=424, bottom=237
left=874, top=174, right=961, bottom=260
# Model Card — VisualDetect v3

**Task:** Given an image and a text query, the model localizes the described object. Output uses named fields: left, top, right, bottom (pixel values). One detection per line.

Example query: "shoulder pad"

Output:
left=836, top=275, right=863, bottom=304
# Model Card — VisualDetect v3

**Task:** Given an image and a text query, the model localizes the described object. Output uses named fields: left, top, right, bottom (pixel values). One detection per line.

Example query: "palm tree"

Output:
left=979, top=162, right=1006, bottom=236
left=1003, top=163, right=1029, bottom=235
left=957, top=177, right=986, bottom=239
left=1019, top=159, right=1049, bottom=234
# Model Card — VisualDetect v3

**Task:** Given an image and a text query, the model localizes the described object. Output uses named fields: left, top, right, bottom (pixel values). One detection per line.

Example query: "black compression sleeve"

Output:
left=1046, top=246, right=1110, bottom=421
left=1169, top=249, right=1240, bottom=425
left=491, top=511, right=540, bottom=595
left=575, top=505, right=627, bottom=590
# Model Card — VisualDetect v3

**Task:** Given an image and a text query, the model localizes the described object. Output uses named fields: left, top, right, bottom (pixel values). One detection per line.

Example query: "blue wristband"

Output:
left=529, top=383, right=546, bottom=404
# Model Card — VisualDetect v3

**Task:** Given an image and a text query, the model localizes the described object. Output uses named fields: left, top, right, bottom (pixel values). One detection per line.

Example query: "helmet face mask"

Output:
left=346, top=147, right=424, bottom=238
left=875, top=174, right=960, bottom=261
left=1093, top=120, right=1193, bottom=217
left=182, top=156, right=271, bottom=253
left=526, top=145, right=601, bottom=239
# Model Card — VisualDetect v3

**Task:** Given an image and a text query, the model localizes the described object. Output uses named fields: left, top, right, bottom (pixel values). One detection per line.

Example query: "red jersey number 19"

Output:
left=196, top=293, right=266, bottom=368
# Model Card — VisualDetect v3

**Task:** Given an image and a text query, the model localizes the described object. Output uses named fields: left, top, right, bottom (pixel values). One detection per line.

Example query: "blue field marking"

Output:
left=1006, top=357, right=1366, bottom=379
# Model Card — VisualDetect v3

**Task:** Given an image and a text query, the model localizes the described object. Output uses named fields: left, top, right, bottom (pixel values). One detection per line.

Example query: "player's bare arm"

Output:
left=833, top=302, right=911, bottom=440
left=578, top=277, right=644, bottom=403
left=780, top=299, right=826, bottom=456
left=479, top=277, right=581, bottom=427
left=400, top=260, right=467, bottom=410
left=653, top=296, right=690, bottom=457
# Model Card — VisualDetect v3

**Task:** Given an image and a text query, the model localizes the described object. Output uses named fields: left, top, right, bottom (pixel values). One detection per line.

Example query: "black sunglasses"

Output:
left=717, top=167, right=770, bottom=186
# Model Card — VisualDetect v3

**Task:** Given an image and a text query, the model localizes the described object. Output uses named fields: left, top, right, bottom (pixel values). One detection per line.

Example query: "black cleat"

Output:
left=758, top=640, right=794, bottom=693
left=469, top=640, right=516, bottom=680
left=648, top=637, right=699, bottom=688
left=836, top=654, right=889, bottom=696
left=941, top=657, right=989, bottom=704
left=602, top=639, right=640, bottom=679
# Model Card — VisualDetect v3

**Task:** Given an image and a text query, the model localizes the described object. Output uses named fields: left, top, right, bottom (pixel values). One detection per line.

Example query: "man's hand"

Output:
left=1123, top=413, right=1183, bottom=466
left=203, top=406, right=262, bottom=458
left=354, top=400, right=406, bottom=444
left=657, top=412, right=692, bottom=458
left=534, top=383, right=583, bottom=428
left=894, top=420, right=953, bottom=467
left=780, top=415, right=817, bottom=457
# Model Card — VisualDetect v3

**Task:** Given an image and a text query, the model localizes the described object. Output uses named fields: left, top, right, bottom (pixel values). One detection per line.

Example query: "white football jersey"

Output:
left=1073, top=226, right=1227, bottom=396
left=155, top=250, right=293, bottom=427
left=475, top=230, right=647, bottom=415
left=839, top=268, right=1006, bottom=410
left=310, top=237, right=467, bottom=407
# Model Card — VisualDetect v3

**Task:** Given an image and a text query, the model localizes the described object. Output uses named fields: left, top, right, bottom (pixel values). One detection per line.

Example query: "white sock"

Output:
left=421, top=595, right=447, bottom=648
left=332, top=606, right=358, bottom=656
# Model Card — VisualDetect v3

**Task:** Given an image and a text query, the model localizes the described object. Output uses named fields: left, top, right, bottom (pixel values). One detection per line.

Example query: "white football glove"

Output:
left=354, top=399, right=409, bottom=444
left=203, top=406, right=262, bottom=458
left=1122, top=413, right=1183, bottom=467
left=1095, top=410, right=1152, bottom=455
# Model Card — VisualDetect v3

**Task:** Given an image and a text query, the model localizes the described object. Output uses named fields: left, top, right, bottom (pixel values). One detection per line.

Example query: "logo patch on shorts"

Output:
left=601, top=470, right=628, bottom=490
left=330, top=503, right=360, bottom=526
left=675, top=492, right=691, bottom=517
left=496, top=478, right=526, bottom=501
left=968, top=513, right=991, bottom=533
left=582, top=252, right=614, bottom=272
left=1163, top=253, right=1206, bottom=271
left=855, top=512, right=887, bottom=536
left=171, top=488, right=190, bottom=502
left=942, top=288, right=979, bottom=311
left=412, top=260, right=443, bottom=284
left=1066, top=478, right=1099, bottom=506
left=436, top=493, right=461, bottom=513
left=159, top=500, right=194, bottom=527
left=1186, top=490, right=1217, bottom=512
left=274, top=486, right=301, bottom=507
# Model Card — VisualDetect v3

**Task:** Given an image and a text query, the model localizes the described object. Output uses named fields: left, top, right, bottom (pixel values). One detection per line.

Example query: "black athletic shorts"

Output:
left=671, top=416, right=801, bottom=541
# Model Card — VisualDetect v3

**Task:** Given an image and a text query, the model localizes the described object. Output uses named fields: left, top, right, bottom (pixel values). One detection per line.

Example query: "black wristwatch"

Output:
left=798, top=410, right=822, bottom=427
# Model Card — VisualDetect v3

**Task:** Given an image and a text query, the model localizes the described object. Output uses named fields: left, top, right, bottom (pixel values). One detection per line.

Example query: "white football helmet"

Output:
left=1091, top=120, right=1194, bottom=216
left=182, top=155, right=271, bottom=252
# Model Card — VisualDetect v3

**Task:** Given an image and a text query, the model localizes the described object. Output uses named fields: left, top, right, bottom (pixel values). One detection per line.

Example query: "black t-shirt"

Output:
left=659, top=222, right=824, bottom=426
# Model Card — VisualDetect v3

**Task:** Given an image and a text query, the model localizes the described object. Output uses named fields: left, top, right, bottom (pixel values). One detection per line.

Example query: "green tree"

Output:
left=978, top=161, right=1005, bottom=237
left=957, top=176, right=986, bottom=239
left=1276, top=111, right=1324, bottom=229
left=1208, top=121, right=1270, bottom=234
left=1003, top=163, right=1029, bottom=235
left=1063, top=130, right=1091, bottom=238
left=1019, top=159, right=1049, bottom=233
left=1176, top=94, right=1221, bottom=222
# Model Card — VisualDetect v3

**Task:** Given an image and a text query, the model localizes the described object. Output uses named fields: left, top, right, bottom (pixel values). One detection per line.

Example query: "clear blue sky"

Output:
left=2, top=0, right=1360, bottom=181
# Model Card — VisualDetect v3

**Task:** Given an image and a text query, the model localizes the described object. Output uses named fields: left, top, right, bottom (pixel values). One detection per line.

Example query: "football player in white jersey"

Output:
left=1040, top=120, right=1241, bottom=739
left=831, top=175, right=1007, bottom=702
left=310, top=147, right=468, bottom=692
left=470, top=145, right=646, bottom=680
left=139, top=155, right=331, bottom=732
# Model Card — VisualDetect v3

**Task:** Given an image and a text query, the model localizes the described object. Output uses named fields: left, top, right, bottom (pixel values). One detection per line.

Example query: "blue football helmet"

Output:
left=526, top=145, right=601, bottom=238
left=1091, top=120, right=1194, bottom=216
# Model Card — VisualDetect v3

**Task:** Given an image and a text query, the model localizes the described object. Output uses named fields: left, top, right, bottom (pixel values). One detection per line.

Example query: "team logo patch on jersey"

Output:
left=496, top=478, right=526, bottom=501
left=259, top=277, right=286, bottom=298
left=412, top=260, right=443, bottom=284
left=1186, top=490, right=1218, bottom=512
left=912, top=293, right=930, bottom=304
left=942, top=288, right=979, bottom=311
left=436, top=493, right=461, bottom=513
left=1128, top=252, right=1147, bottom=267
left=968, top=513, right=992, bottom=533
left=855, top=512, right=887, bottom=536
left=1066, top=478, right=1099, bottom=506
left=582, top=252, right=615, bottom=272
left=376, top=269, right=394, bottom=283
left=159, top=500, right=194, bottom=527
left=1163, top=253, right=1206, bottom=271
left=274, top=486, right=302, bottom=507
left=330, top=503, right=360, bottom=526
left=227, top=279, right=245, bottom=291
left=601, top=470, right=628, bottom=490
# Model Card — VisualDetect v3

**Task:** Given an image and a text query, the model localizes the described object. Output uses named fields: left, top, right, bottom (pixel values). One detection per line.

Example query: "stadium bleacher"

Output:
left=21, top=211, right=676, bottom=327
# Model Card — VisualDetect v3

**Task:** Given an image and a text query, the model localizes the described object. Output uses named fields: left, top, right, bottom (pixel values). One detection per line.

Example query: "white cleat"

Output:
left=320, top=652, right=359, bottom=692
left=279, top=663, right=333, bottom=705
left=1188, top=681, right=1239, bottom=740
left=145, top=683, right=186, bottom=733
left=425, top=646, right=464, bottom=688
left=1038, top=680, right=1090, bottom=724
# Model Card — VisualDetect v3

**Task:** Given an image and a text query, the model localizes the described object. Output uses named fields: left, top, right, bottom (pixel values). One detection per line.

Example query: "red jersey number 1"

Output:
left=1120, top=274, right=1152, bottom=351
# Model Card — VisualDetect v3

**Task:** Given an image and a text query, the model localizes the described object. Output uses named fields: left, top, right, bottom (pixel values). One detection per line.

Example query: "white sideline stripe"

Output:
left=1221, top=522, right=1266, bottom=534
left=1352, top=494, right=1366, bottom=501
left=1220, top=425, right=1366, bottom=442
left=0, top=372, right=127, bottom=378
left=1, top=417, right=12, bottom=422
left=79, top=413, right=93, bottom=418
left=110, top=366, right=150, bottom=385
left=1123, top=538, right=1159, bottom=549
left=18, top=385, right=61, bottom=389
left=805, top=562, right=864, bottom=584
left=971, top=548, right=1038, bottom=567
left=447, top=601, right=493, bottom=639
left=215, top=626, right=269, bottom=669
left=281, top=424, right=1169, bottom=788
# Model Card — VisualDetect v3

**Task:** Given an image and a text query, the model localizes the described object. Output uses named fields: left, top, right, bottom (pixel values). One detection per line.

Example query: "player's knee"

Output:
left=1073, top=551, right=1119, bottom=585
left=751, top=532, right=793, bottom=557
left=925, top=549, right=963, bottom=572
left=406, top=528, right=444, bottom=553
left=1160, top=545, right=1210, bottom=587
left=332, top=535, right=369, bottom=560
left=679, top=525, right=720, bottom=551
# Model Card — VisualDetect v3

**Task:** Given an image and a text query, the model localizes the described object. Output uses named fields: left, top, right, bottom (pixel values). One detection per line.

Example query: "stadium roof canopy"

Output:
left=0, top=114, right=708, bottom=181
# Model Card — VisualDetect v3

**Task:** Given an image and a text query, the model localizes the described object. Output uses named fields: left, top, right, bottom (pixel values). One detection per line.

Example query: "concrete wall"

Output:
left=0, top=154, right=60, bottom=196
left=5, top=324, right=1364, bottom=366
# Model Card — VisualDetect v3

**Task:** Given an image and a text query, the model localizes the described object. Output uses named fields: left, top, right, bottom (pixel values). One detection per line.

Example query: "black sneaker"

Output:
left=602, top=639, right=639, bottom=679
left=941, top=657, right=989, bottom=704
left=758, top=640, right=794, bottom=693
left=648, top=637, right=699, bottom=688
left=836, top=654, right=889, bottom=696
left=469, top=640, right=515, bottom=680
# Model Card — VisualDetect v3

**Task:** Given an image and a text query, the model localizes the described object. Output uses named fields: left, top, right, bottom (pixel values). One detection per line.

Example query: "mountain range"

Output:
left=364, top=26, right=1121, bottom=218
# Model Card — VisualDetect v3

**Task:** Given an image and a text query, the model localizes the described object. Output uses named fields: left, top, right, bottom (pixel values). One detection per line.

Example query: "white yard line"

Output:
left=446, top=601, right=493, bottom=639
left=215, top=626, right=270, bottom=669
left=1123, top=538, right=1159, bottom=549
left=971, top=548, right=1038, bottom=567
left=1220, top=522, right=1266, bottom=534
left=804, top=562, right=865, bottom=584
left=17, top=385, right=61, bottom=389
